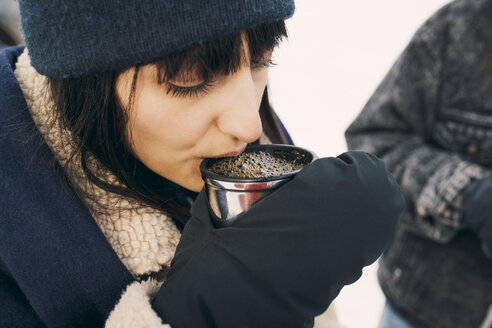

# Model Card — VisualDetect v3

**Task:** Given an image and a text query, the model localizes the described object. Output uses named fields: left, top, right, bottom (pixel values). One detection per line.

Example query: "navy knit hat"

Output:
left=17, top=0, right=295, bottom=78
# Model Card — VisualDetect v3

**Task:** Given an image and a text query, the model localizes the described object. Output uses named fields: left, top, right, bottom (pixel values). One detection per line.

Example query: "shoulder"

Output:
left=415, top=0, right=491, bottom=42
left=0, top=46, right=30, bottom=127
left=397, top=0, right=492, bottom=69
left=0, top=46, right=25, bottom=71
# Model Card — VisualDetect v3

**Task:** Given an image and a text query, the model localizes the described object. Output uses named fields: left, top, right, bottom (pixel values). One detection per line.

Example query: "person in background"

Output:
left=0, top=0, right=404, bottom=327
left=345, top=0, right=492, bottom=327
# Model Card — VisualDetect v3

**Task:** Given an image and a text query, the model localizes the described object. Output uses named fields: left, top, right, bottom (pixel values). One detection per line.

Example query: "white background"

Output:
left=268, top=1, right=451, bottom=327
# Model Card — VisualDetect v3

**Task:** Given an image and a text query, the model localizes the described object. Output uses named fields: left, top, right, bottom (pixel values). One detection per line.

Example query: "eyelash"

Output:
left=165, top=81, right=215, bottom=99
left=251, top=58, right=277, bottom=68
left=165, top=58, right=276, bottom=98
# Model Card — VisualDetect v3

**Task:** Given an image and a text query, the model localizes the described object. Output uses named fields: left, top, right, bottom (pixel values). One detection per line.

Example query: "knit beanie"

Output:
left=17, top=0, right=295, bottom=78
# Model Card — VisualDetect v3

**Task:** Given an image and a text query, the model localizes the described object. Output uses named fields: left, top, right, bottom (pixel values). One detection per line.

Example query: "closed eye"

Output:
left=251, top=58, right=276, bottom=69
left=165, top=80, right=215, bottom=99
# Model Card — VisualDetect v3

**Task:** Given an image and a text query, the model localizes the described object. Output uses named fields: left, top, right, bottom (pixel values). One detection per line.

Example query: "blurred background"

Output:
left=1, top=0, right=453, bottom=327
left=268, top=1, right=451, bottom=327
left=0, top=0, right=22, bottom=49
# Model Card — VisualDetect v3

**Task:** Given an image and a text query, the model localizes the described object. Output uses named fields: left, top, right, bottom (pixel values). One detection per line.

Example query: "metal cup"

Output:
left=200, top=144, right=318, bottom=227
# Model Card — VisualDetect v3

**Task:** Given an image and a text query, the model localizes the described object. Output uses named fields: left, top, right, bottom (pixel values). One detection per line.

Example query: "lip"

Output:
left=211, top=145, right=247, bottom=158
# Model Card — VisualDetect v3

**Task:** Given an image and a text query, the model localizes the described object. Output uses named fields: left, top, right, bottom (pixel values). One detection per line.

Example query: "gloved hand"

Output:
left=462, top=178, right=492, bottom=258
left=152, top=151, right=404, bottom=328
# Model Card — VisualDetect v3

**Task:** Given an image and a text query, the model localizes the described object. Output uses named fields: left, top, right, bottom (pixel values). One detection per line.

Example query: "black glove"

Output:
left=153, top=151, right=404, bottom=328
left=462, top=178, right=492, bottom=258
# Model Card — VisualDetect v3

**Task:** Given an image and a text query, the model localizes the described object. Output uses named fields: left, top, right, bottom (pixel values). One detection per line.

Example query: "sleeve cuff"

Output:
left=105, top=279, right=170, bottom=328
left=415, top=160, right=490, bottom=242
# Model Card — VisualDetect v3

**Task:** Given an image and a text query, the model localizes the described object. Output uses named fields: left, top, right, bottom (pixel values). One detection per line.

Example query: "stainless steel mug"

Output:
left=200, top=144, right=318, bottom=227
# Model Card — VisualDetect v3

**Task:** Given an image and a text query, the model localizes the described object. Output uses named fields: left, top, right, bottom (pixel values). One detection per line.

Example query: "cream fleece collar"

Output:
left=14, top=50, right=181, bottom=277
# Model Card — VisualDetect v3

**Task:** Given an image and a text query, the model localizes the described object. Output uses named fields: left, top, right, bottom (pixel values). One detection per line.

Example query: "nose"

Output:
left=216, top=68, right=263, bottom=144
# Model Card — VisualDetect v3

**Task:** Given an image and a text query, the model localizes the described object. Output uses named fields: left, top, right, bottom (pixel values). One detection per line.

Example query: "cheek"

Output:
left=253, top=69, right=269, bottom=100
left=130, top=89, right=209, bottom=151
left=132, top=102, right=178, bottom=144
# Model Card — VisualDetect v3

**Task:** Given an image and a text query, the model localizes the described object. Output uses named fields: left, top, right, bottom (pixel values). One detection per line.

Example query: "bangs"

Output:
left=153, top=20, right=287, bottom=83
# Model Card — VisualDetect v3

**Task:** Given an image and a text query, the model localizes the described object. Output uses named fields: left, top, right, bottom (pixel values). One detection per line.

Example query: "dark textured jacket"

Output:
left=346, top=1, right=492, bottom=327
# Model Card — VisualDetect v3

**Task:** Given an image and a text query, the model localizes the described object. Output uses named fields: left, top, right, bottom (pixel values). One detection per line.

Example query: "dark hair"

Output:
left=48, top=21, right=288, bottom=230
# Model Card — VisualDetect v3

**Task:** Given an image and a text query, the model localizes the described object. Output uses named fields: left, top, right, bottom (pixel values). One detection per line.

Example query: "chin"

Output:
left=185, top=178, right=205, bottom=193
left=190, top=182, right=205, bottom=192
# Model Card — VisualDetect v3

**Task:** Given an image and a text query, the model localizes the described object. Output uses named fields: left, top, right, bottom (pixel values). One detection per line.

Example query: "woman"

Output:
left=0, top=1, right=404, bottom=327
left=346, top=0, right=492, bottom=327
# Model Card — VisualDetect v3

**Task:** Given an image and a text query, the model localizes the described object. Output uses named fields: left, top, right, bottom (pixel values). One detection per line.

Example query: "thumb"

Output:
left=166, top=190, right=214, bottom=270
left=178, top=189, right=214, bottom=244
left=190, top=189, right=213, bottom=224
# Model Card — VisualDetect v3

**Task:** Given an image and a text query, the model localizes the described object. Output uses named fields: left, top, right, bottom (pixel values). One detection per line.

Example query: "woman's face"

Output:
left=116, top=46, right=271, bottom=192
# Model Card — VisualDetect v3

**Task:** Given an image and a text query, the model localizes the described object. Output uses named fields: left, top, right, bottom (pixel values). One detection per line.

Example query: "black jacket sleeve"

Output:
left=153, top=151, right=404, bottom=328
